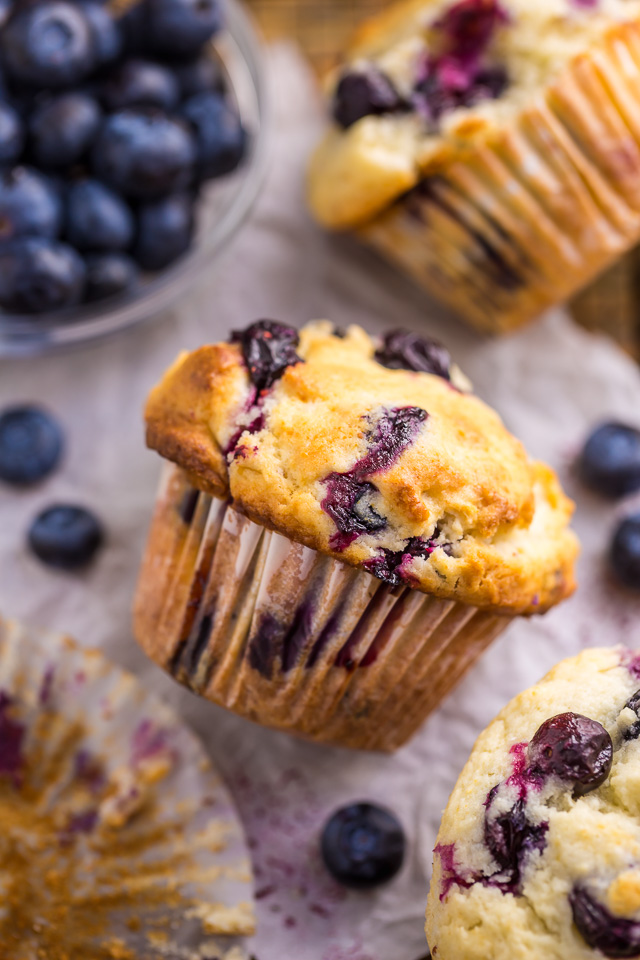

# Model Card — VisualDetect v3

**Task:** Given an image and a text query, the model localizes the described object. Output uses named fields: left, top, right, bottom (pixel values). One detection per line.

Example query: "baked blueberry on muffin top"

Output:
left=427, top=648, right=640, bottom=959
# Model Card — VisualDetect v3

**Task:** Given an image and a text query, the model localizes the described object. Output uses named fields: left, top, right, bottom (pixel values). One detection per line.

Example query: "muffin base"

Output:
left=134, top=464, right=511, bottom=752
left=360, top=20, right=640, bottom=334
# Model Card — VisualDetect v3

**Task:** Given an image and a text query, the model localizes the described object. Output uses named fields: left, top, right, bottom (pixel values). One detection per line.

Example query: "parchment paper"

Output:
left=1, top=45, right=640, bottom=960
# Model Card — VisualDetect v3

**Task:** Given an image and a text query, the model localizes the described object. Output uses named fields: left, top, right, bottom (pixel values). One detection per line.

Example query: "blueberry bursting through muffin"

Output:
left=333, top=0, right=510, bottom=132
left=227, top=321, right=454, bottom=579
left=435, top=701, right=640, bottom=957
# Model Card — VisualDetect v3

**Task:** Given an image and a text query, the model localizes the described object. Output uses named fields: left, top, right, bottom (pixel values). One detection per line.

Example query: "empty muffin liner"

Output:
left=134, top=463, right=511, bottom=753
left=360, top=19, right=640, bottom=334
left=0, top=616, right=255, bottom=960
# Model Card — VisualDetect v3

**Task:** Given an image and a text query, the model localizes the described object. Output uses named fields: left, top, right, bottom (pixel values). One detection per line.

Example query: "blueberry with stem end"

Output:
left=528, top=712, right=613, bottom=796
left=321, top=803, right=405, bottom=889
left=610, top=514, right=640, bottom=591
left=1, top=2, right=96, bottom=88
left=0, top=407, right=63, bottom=486
left=579, top=423, right=640, bottom=498
left=28, top=505, right=104, bottom=570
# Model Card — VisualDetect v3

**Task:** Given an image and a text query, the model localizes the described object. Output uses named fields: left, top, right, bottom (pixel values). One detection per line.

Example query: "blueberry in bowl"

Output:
left=0, top=0, right=265, bottom=355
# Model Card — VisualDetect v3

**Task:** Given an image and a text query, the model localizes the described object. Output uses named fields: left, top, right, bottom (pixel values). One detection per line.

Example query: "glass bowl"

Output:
left=0, top=0, right=268, bottom=358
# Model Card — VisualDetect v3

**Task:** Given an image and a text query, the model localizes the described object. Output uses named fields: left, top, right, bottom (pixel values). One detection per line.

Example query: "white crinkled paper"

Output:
left=1, top=45, right=640, bottom=960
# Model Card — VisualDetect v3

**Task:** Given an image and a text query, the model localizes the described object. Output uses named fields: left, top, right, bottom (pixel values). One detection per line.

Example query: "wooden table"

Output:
left=245, top=0, right=640, bottom=357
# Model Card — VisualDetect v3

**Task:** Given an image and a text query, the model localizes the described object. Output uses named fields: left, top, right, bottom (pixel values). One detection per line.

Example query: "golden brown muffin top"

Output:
left=308, top=0, right=640, bottom=228
left=145, top=320, right=578, bottom=615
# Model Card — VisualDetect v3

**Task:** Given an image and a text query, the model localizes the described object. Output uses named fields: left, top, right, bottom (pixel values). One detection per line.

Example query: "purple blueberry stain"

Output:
left=322, top=406, right=428, bottom=550
left=527, top=712, right=613, bottom=797
left=435, top=843, right=477, bottom=901
left=362, top=536, right=439, bottom=587
left=130, top=719, right=171, bottom=766
left=570, top=885, right=640, bottom=958
left=39, top=665, right=55, bottom=706
left=622, top=690, right=640, bottom=741
left=374, top=329, right=453, bottom=381
left=0, top=691, right=25, bottom=783
left=483, top=787, right=548, bottom=891
left=231, top=320, right=301, bottom=393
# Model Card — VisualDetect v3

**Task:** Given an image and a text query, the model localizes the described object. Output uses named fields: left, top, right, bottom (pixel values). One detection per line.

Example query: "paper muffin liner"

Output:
left=0, top=616, right=255, bottom=960
left=359, top=19, right=640, bottom=335
left=134, top=463, right=511, bottom=753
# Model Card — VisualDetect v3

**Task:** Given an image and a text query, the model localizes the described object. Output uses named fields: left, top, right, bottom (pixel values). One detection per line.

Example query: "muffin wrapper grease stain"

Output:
left=361, top=19, right=640, bottom=334
left=0, top=616, right=255, bottom=960
left=134, top=464, right=511, bottom=752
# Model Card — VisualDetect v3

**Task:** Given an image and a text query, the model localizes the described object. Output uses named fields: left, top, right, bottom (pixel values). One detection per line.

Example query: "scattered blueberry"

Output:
left=29, top=93, right=102, bottom=168
left=146, top=0, right=223, bottom=60
left=0, top=167, right=62, bottom=242
left=2, top=2, right=96, bottom=88
left=182, top=91, right=246, bottom=179
left=84, top=252, right=139, bottom=303
left=0, top=103, right=24, bottom=166
left=375, top=329, right=452, bottom=380
left=570, top=885, right=640, bottom=958
left=78, top=1, right=122, bottom=66
left=28, top=504, right=104, bottom=570
left=102, top=59, right=180, bottom=112
left=321, top=803, right=405, bottom=889
left=175, top=54, right=225, bottom=98
left=0, top=406, right=63, bottom=486
left=65, top=179, right=134, bottom=252
left=0, top=237, right=85, bottom=314
left=610, top=514, right=640, bottom=591
left=135, top=192, right=194, bottom=270
left=333, top=68, right=404, bottom=129
left=231, top=320, right=301, bottom=392
left=579, top=423, right=640, bottom=498
left=92, top=109, right=196, bottom=199
left=528, top=712, right=613, bottom=796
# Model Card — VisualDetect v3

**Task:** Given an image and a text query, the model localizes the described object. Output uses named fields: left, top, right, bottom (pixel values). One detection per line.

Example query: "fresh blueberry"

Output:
left=333, top=68, right=404, bottom=129
left=570, top=885, right=640, bottom=958
left=84, top=252, right=139, bottom=302
left=92, top=109, right=196, bottom=199
left=101, top=59, right=180, bottom=112
left=321, top=803, right=405, bottom=889
left=230, top=320, right=301, bottom=392
left=0, top=167, right=62, bottom=241
left=375, top=329, right=452, bottom=380
left=484, top=791, right=548, bottom=886
left=65, top=179, right=134, bottom=252
left=174, top=54, right=225, bottom=98
left=0, top=103, right=24, bottom=166
left=579, top=423, right=640, bottom=498
left=610, top=514, right=640, bottom=591
left=528, top=712, right=613, bottom=796
left=78, top=1, right=122, bottom=65
left=120, top=1, right=147, bottom=57
left=145, top=0, right=223, bottom=60
left=1, top=2, right=96, bottom=89
left=0, top=406, right=63, bottom=486
left=0, top=0, right=11, bottom=32
left=28, top=504, right=104, bottom=570
left=0, top=237, right=85, bottom=314
left=29, top=93, right=102, bottom=168
left=181, top=92, right=246, bottom=180
left=134, top=192, right=194, bottom=270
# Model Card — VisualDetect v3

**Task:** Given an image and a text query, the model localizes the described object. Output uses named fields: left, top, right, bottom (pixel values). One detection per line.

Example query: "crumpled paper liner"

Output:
left=0, top=617, right=254, bottom=960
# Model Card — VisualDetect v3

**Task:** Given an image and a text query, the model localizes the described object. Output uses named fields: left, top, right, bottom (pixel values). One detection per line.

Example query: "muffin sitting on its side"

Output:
left=427, top=647, right=640, bottom=959
left=309, top=0, right=640, bottom=334
left=134, top=320, right=577, bottom=751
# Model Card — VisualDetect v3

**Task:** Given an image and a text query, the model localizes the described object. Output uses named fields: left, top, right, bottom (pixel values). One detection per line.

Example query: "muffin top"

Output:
left=427, top=647, right=640, bottom=960
left=145, top=320, right=576, bottom=615
left=308, top=0, right=640, bottom=228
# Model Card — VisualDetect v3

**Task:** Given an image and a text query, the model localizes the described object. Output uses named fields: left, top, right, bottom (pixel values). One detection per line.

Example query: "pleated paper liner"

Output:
left=0, top=617, right=255, bottom=960
left=134, top=464, right=511, bottom=753
left=359, top=19, right=640, bottom=335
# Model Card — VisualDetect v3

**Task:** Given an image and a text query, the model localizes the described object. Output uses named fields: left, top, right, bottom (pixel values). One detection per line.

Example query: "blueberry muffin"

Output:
left=308, top=0, right=640, bottom=334
left=426, top=647, right=640, bottom=959
left=134, top=320, right=578, bottom=751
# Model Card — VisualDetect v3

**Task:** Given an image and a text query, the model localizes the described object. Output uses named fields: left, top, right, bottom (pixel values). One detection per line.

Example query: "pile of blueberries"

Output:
left=0, top=0, right=246, bottom=316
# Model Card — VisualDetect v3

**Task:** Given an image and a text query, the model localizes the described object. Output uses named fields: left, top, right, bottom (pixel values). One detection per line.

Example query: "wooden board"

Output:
left=244, top=0, right=640, bottom=356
